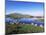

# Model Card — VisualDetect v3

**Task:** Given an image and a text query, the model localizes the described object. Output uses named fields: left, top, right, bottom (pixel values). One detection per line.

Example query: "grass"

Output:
left=6, top=23, right=44, bottom=34
left=17, top=24, right=44, bottom=33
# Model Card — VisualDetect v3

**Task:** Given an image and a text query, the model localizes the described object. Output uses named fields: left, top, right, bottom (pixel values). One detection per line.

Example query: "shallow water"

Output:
left=5, top=17, right=44, bottom=26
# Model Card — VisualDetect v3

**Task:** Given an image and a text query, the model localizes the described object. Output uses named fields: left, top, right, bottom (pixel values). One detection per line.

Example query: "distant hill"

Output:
left=6, top=13, right=43, bottom=18
left=5, top=13, right=33, bottom=18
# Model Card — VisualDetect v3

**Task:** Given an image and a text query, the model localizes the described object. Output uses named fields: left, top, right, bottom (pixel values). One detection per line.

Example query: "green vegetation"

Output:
left=17, top=24, right=44, bottom=33
left=6, top=23, right=44, bottom=34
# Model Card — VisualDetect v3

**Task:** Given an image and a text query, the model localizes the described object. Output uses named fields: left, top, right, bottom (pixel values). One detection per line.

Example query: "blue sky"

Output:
left=6, top=0, right=44, bottom=16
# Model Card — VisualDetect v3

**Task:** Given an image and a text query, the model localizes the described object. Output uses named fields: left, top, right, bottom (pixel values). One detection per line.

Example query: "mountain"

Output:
left=5, top=13, right=33, bottom=18
left=6, top=13, right=43, bottom=18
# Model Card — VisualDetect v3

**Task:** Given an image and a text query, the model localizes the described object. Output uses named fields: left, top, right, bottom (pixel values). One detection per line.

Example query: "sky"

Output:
left=6, top=0, right=44, bottom=16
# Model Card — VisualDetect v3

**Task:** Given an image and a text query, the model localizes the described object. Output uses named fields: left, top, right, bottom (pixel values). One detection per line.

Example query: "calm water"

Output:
left=5, top=18, right=44, bottom=26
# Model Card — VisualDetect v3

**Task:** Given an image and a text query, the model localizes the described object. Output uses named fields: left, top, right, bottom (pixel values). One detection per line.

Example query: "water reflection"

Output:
left=5, top=17, right=44, bottom=27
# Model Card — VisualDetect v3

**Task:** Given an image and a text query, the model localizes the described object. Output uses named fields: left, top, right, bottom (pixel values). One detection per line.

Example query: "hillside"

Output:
left=5, top=13, right=33, bottom=18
